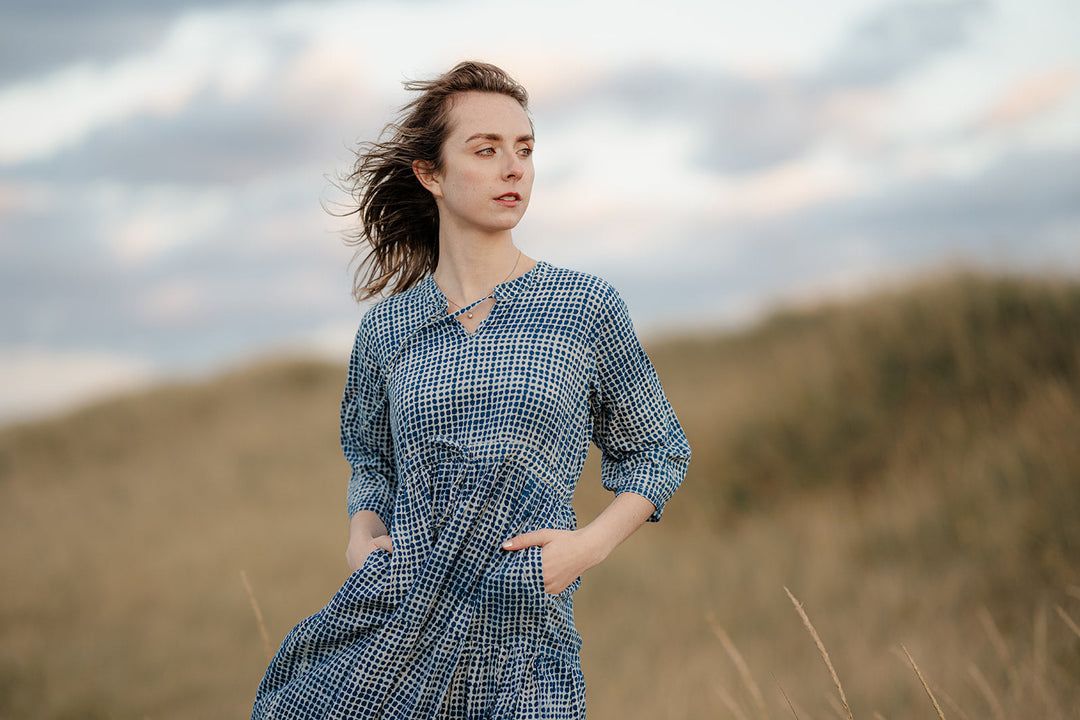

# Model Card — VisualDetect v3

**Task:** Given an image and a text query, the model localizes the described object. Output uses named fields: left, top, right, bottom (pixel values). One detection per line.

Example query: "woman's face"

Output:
left=421, top=91, right=534, bottom=239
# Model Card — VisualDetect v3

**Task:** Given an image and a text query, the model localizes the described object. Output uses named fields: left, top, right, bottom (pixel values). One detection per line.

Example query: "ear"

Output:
left=412, top=159, right=443, bottom=198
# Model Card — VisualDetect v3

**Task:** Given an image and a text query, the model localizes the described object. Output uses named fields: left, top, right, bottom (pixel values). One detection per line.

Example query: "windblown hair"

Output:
left=338, top=61, right=531, bottom=300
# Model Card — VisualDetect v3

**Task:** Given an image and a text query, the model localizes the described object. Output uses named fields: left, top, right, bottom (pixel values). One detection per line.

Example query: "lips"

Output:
left=494, top=192, right=522, bottom=207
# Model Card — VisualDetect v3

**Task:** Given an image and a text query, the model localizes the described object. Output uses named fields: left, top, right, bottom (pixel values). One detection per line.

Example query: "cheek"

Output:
left=446, top=167, right=489, bottom=199
left=463, top=165, right=492, bottom=186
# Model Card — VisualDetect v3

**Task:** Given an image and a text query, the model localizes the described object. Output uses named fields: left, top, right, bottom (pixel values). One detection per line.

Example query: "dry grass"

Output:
left=710, top=586, right=1080, bottom=720
left=240, top=570, right=272, bottom=662
left=901, top=645, right=947, bottom=720
left=783, top=588, right=853, bottom=720
left=706, top=613, right=769, bottom=720
left=1, top=271, right=1078, bottom=718
left=1056, top=606, right=1080, bottom=642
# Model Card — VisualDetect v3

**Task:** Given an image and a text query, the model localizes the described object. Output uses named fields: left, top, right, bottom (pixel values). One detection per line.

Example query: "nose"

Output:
left=503, top=153, right=523, bottom=181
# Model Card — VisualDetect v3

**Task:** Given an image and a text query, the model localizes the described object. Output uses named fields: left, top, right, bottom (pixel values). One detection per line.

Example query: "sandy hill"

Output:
left=1, top=272, right=1078, bottom=719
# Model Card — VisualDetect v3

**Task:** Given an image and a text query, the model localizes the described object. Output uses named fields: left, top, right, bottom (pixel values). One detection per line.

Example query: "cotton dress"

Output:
left=252, top=261, right=691, bottom=719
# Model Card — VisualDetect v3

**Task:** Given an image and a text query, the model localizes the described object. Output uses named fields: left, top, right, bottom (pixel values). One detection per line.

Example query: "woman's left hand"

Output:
left=502, top=528, right=606, bottom=595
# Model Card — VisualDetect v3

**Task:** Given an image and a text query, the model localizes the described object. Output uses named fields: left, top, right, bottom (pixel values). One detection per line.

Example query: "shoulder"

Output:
left=359, top=282, right=424, bottom=330
left=355, top=280, right=434, bottom=362
left=531, top=262, right=632, bottom=346
left=534, top=262, right=623, bottom=310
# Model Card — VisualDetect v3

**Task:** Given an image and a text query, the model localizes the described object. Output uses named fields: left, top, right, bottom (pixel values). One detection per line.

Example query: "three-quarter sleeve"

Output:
left=589, top=282, right=690, bottom=522
left=341, top=319, right=397, bottom=526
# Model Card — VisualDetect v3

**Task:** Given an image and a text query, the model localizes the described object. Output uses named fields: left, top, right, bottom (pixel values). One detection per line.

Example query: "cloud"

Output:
left=2, top=0, right=1078, bottom=427
left=0, top=0, right=319, bottom=85
left=558, top=137, right=1080, bottom=329
left=0, top=1, right=205, bottom=84
left=726, top=147, right=1080, bottom=290
left=822, top=0, right=989, bottom=86
left=541, top=65, right=825, bottom=176
left=0, top=4, right=336, bottom=166
left=3, top=29, right=381, bottom=185
left=0, top=175, right=359, bottom=370
left=978, top=66, right=1080, bottom=129
left=10, top=85, right=344, bottom=184
left=541, top=0, right=992, bottom=181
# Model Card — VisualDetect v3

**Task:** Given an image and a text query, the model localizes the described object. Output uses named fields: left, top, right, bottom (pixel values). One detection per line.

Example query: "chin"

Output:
left=487, top=215, right=527, bottom=233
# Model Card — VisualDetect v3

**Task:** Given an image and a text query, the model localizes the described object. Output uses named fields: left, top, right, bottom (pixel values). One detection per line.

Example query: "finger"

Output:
left=502, top=529, right=550, bottom=550
left=370, top=535, right=394, bottom=553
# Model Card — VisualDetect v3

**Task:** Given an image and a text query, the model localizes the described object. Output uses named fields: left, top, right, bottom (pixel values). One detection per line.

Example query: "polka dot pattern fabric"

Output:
left=252, top=261, right=690, bottom=719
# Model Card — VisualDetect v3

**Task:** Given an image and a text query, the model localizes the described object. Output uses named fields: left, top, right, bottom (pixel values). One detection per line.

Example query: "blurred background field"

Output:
left=3, top=2, right=1080, bottom=716
left=2, top=271, right=1078, bottom=719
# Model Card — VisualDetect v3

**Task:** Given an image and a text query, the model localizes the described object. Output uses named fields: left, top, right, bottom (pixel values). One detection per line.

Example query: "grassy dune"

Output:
left=1, top=272, right=1078, bottom=718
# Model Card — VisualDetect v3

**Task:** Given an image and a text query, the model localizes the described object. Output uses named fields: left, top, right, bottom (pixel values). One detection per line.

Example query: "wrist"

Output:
left=577, top=525, right=614, bottom=570
left=349, top=510, right=388, bottom=541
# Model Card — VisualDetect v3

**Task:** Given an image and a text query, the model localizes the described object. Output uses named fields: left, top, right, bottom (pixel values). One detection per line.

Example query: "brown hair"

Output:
left=337, top=61, right=531, bottom=300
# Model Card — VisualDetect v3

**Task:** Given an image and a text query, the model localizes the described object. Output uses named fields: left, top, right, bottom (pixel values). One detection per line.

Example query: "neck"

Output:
left=434, top=230, right=529, bottom=302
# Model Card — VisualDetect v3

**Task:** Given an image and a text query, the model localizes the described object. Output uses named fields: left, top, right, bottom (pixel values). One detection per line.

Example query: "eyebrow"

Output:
left=464, top=133, right=535, bottom=144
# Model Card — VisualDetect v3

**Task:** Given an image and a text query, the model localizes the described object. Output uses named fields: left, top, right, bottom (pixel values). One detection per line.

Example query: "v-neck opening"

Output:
left=453, top=302, right=493, bottom=337
left=424, top=260, right=548, bottom=337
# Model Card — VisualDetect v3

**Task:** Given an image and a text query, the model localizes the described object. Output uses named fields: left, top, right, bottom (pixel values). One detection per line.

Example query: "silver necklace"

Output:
left=435, top=249, right=522, bottom=319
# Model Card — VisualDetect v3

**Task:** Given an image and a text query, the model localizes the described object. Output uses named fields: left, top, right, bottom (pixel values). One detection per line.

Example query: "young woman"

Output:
left=252, top=61, right=690, bottom=720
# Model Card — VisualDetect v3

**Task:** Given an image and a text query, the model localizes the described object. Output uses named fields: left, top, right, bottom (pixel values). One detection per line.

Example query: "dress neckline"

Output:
left=423, top=260, right=548, bottom=318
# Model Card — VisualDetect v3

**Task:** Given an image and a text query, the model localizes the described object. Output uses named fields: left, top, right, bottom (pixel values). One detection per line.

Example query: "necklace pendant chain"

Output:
left=436, top=249, right=522, bottom=319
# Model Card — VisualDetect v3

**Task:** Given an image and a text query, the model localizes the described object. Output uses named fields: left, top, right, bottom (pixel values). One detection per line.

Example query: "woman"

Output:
left=253, top=61, right=690, bottom=719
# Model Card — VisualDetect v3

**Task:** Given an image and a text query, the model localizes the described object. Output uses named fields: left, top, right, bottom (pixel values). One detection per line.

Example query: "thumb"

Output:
left=502, top=529, right=551, bottom=551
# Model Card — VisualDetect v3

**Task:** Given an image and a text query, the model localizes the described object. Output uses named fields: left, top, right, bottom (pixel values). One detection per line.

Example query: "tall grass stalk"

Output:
left=784, top=587, right=854, bottom=720
left=707, top=612, right=770, bottom=720
left=976, top=607, right=1019, bottom=690
left=1054, top=605, right=1080, bottom=641
left=241, top=570, right=271, bottom=661
left=716, top=685, right=752, bottom=720
left=1033, top=606, right=1048, bottom=681
left=772, top=674, right=801, bottom=720
left=901, top=645, right=947, bottom=720
left=932, top=684, right=974, bottom=720
left=966, top=663, right=1004, bottom=720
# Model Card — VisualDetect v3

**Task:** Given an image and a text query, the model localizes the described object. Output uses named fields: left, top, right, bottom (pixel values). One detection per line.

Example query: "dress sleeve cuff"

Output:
left=346, top=474, right=394, bottom=527
left=601, top=455, right=687, bottom=522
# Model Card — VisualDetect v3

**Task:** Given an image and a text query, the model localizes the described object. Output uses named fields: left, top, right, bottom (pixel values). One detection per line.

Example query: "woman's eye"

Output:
left=477, top=148, right=495, bottom=156
left=518, top=147, right=533, bottom=158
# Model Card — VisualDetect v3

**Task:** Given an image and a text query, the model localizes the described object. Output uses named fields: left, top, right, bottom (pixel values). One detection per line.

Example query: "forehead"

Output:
left=445, top=91, right=533, bottom=139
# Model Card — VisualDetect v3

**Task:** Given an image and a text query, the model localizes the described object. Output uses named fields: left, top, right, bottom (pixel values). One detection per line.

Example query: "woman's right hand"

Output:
left=346, top=510, right=393, bottom=571
left=346, top=532, right=393, bottom=571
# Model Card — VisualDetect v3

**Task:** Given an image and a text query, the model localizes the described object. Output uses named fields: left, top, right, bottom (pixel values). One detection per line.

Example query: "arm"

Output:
left=588, top=282, right=690, bottom=522
left=505, top=281, right=691, bottom=594
left=346, top=510, right=393, bottom=571
left=341, top=320, right=398, bottom=571
left=502, top=491, right=656, bottom=594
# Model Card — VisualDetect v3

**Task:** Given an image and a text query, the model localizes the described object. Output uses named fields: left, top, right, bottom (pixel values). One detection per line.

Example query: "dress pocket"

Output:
left=529, top=543, right=581, bottom=600
left=358, top=546, right=390, bottom=574
left=477, top=545, right=546, bottom=607
left=548, top=572, right=581, bottom=601
left=521, top=544, right=547, bottom=599
left=340, top=546, right=391, bottom=597
left=320, top=546, right=394, bottom=630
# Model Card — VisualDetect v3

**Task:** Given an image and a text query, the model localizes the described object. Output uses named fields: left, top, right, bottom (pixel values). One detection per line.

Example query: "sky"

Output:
left=1, top=0, right=1078, bottom=423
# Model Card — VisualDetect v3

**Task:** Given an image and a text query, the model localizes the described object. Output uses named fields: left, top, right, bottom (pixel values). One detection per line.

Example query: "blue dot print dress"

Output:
left=252, top=261, right=691, bottom=719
